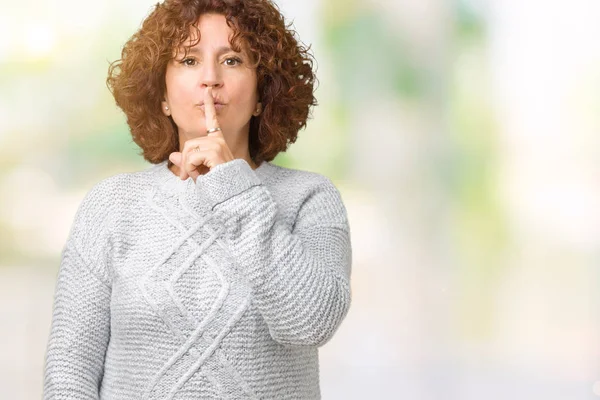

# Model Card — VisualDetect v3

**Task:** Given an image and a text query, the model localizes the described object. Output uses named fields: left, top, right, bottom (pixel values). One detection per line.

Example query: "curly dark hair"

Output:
left=106, top=0, right=317, bottom=166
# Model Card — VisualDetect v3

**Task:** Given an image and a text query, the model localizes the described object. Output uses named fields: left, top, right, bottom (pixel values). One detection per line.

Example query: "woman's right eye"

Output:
left=181, top=58, right=197, bottom=66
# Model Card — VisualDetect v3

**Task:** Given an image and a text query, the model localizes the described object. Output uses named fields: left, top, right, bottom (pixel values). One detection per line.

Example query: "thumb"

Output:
left=169, top=152, right=182, bottom=166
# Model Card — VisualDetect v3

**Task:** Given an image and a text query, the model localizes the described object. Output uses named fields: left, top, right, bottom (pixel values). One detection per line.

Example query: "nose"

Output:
left=199, top=60, right=223, bottom=89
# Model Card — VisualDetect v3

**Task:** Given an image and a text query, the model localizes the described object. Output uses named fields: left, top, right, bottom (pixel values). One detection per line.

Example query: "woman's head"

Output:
left=107, top=0, right=317, bottom=165
left=161, top=13, right=261, bottom=153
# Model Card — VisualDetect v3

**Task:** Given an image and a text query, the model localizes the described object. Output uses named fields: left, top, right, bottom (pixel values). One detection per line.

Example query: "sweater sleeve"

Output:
left=43, top=181, right=115, bottom=399
left=196, top=159, right=352, bottom=347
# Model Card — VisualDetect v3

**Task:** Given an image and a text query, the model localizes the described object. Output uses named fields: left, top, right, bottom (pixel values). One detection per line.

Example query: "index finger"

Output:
left=204, top=87, right=220, bottom=132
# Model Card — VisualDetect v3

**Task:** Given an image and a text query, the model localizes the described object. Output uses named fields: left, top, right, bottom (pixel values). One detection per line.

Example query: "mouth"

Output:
left=196, top=97, right=226, bottom=106
left=196, top=103, right=226, bottom=112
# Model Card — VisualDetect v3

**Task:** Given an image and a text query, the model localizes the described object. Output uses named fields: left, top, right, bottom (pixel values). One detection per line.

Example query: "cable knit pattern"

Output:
left=43, top=158, right=352, bottom=400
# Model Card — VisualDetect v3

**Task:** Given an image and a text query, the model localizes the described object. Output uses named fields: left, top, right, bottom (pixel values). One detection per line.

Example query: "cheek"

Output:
left=170, top=82, right=196, bottom=106
left=166, top=69, right=196, bottom=106
left=232, top=79, right=258, bottom=108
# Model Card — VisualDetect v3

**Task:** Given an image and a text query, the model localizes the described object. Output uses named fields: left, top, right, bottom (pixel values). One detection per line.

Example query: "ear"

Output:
left=253, top=102, right=262, bottom=116
left=161, top=100, right=171, bottom=116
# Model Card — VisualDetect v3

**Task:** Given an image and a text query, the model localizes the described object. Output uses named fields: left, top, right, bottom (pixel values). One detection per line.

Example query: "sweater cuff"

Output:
left=195, top=158, right=262, bottom=210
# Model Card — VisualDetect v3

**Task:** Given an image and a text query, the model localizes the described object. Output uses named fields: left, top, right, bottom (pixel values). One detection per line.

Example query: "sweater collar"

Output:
left=151, top=159, right=276, bottom=197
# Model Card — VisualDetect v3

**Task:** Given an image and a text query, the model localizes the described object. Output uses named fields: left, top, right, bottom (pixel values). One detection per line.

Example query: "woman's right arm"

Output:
left=43, top=179, right=117, bottom=399
left=43, top=242, right=111, bottom=399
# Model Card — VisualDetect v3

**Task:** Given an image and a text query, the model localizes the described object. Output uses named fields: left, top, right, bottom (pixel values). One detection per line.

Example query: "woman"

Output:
left=43, top=0, right=352, bottom=398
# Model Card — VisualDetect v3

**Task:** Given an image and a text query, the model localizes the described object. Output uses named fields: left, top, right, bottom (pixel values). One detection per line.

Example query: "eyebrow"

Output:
left=185, top=46, right=239, bottom=56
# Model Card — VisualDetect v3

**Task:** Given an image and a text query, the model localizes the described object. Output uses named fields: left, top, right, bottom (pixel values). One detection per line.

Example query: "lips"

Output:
left=197, top=103, right=226, bottom=112
left=196, top=97, right=226, bottom=106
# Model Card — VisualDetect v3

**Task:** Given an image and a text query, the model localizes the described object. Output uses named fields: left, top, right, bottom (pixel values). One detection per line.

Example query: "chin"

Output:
left=187, top=128, right=210, bottom=136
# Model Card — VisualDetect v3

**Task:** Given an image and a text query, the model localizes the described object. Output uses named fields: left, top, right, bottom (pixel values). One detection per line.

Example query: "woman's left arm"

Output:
left=197, top=159, right=352, bottom=348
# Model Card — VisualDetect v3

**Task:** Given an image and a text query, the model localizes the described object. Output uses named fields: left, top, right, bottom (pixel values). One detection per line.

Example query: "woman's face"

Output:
left=162, top=13, right=260, bottom=143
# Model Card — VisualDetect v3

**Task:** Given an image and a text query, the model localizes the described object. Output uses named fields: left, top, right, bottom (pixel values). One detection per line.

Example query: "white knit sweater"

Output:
left=43, top=158, right=352, bottom=399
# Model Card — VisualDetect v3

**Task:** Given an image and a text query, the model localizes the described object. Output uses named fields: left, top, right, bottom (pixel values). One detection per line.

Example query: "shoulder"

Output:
left=266, top=162, right=341, bottom=195
left=77, top=165, right=155, bottom=211
left=69, top=166, right=153, bottom=248
left=265, top=163, right=349, bottom=227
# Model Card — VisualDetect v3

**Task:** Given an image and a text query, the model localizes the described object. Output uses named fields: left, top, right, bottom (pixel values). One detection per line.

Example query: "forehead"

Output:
left=184, top=13, right=234, bottom=47
left=175, top=13, right=255, bottom=61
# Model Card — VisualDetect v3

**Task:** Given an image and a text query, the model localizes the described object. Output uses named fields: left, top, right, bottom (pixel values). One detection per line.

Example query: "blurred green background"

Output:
left=1, top=0, right=599, bottom=398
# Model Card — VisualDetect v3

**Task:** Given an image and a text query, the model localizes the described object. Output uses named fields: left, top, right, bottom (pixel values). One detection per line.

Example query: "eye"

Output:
left=181, top=57, right=197, bottom=66
left=224, top=57, right=242, bottom=66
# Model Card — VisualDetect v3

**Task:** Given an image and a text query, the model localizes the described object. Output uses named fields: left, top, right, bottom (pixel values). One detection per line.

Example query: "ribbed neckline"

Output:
left=150, top=159, right=277, bottom=197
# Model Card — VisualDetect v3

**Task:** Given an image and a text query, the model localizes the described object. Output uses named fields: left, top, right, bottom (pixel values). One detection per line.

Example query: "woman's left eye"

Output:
left=224, top=57, right=242, bottom=66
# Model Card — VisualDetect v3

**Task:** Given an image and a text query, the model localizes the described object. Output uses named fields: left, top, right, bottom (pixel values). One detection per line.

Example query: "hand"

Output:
left=168, top=87, right=235, bottom=182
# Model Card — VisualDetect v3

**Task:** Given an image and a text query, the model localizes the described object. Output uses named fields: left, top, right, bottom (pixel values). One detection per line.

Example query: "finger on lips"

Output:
left=204, top=87, right=220, bottom=132
left=178, top=87, right=221, bottom=180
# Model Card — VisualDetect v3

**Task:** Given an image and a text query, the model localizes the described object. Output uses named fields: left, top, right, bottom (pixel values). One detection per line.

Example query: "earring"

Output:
left=165, top=106, right=169, bottom=111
